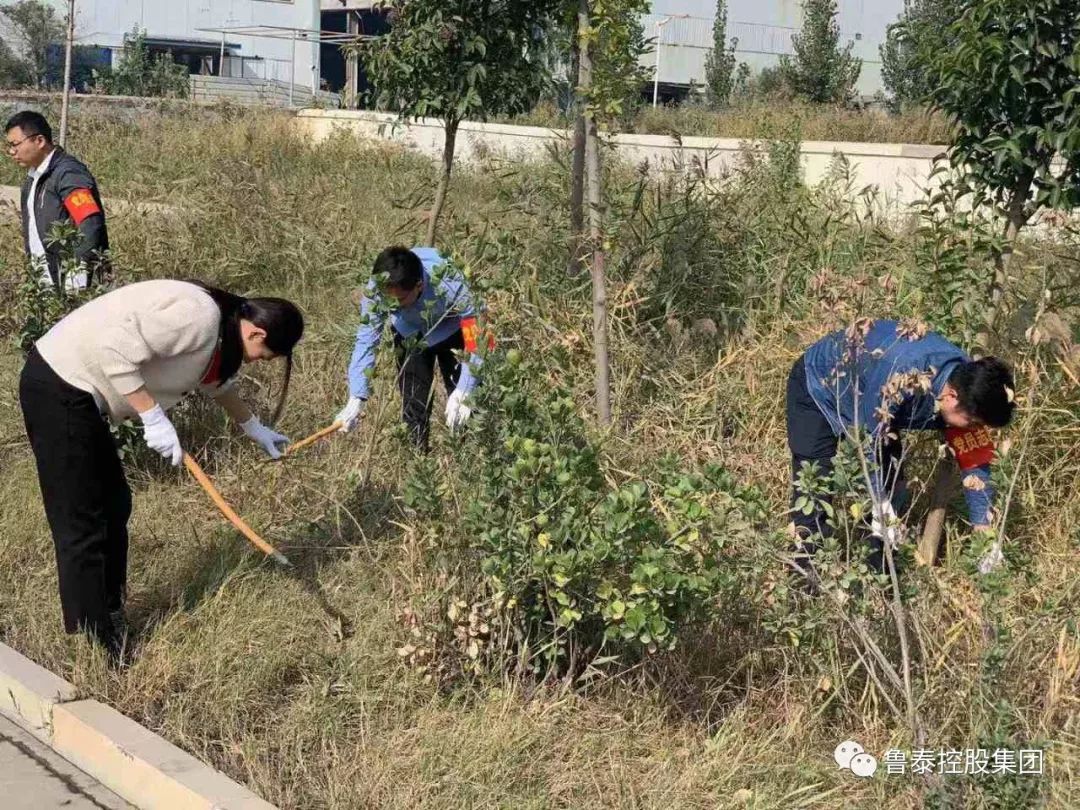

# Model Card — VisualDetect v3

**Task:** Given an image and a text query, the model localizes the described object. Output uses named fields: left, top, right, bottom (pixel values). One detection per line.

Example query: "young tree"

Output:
left=567, top=14, right=586, bottom=277
left=360, top=0, right=559, bottom=246
left=928, top=0, right=1080, bottom=340
left=778, top=0, right=861, bottom=105
left=879, top=0, right=963, bottom=112
left=572, top=0, right=649, bottom=424
left=703, top=0, right=738, bottom=108
left=0, top=0, right=63, bottom=88
left=58, top=0, right=73, bottom=146
left=567, top=0, right=647, bottom=281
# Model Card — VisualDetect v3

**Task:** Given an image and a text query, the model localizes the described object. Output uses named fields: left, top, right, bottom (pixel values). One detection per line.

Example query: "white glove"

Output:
left=978, top=540, right=1004, bottom=574
left=63, top=269, right=88, bottom=291
left=335, top=396, right=365, bottom=433
left=139, top=404, right=183, bottom=466
left=445, top=388, right=472, bottom=430
left=871, top=500, right=901, bottom=550
left=240, top=415, right=289, bottom=460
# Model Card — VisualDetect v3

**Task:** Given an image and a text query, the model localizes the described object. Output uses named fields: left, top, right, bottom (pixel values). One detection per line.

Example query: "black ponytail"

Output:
left=187, top=281, right=304, bottom=425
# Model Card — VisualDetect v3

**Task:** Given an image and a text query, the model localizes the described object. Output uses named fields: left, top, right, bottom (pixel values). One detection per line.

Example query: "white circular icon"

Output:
left=834, top=740, right=864, bottom=769
left=849, top=752, right=879, bottom=778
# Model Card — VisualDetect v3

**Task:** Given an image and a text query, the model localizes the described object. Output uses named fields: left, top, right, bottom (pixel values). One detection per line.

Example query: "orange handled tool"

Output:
left=284, top=422, right=342, bottom=456
left=183, top=454, right=290, bottom=566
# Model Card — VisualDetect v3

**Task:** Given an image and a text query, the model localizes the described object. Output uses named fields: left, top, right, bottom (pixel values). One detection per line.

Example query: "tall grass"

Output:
left=0, top=106, right=1076, bottom=808
left=506, top=98, right=953, bottom=145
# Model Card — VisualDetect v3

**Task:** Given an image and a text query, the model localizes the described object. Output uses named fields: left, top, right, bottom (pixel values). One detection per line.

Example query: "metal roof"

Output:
left=143, top=36, right=242, bottom=52
left=193, top=25, right=374, bottom=45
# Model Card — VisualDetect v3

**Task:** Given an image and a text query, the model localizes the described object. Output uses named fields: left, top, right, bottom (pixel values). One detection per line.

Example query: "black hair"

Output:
left=373, top=246, right=423, bottom=290
left=5, top=110, right=52, bottom=142
left=188, top=281, right=305, bottom=425
left=947, top=357, right=1015, bottom=428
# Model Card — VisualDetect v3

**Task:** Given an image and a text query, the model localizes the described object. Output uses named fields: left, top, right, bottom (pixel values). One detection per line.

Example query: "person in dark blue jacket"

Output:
left=787, top=319, right=1015, bottom=577
left=6, top=110, right=109, bottom=290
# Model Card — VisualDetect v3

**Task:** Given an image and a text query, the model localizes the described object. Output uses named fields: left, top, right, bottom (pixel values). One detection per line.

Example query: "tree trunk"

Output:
left=979, top=177, right=1032, bottom=349
left=425, top=118, right=459, bottom=247
left=578, top=0, right=611, bottom=426
left=58, top=0, right=75, bottom=148
left=568, top=30, right=586, bottom=277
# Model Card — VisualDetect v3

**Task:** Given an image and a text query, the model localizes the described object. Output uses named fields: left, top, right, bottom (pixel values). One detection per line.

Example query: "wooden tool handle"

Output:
left=285, top=422, right=342, bottom=456
left=183, top=454, right=289, bottom=566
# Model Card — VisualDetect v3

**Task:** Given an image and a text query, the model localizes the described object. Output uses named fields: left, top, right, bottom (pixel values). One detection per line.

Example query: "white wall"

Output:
left=296, top=108, right=945, bottom=211
left=46, top=0, right=320, bottom=89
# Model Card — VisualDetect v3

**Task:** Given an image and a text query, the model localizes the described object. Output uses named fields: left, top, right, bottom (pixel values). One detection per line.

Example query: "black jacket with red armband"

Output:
left=20, top=147, right=109, bottom=286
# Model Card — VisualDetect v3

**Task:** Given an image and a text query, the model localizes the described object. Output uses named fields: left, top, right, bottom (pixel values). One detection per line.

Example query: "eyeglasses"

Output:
left=5, top=134, right=39, bottom=153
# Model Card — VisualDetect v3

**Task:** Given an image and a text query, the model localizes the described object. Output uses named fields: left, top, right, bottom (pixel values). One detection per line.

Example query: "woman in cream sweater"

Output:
left=19, top=279, right=304, bottom=660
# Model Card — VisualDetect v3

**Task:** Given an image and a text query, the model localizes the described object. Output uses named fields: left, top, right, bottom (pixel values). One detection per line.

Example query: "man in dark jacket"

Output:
left=5, top=110, right=109, bottom=290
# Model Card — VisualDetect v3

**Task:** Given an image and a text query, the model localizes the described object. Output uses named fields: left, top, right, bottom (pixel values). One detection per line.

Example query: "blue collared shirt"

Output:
left=347, top=247, right=479, bottom=400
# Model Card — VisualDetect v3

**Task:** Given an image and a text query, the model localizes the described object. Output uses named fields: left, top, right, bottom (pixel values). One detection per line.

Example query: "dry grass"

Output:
left=0, top=106, right=1077, bottom=809
left=507, top=99, right=953, bottom=145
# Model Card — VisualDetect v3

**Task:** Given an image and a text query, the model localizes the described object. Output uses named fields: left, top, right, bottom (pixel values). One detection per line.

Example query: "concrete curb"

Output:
left=0, top=642, right=277, bottom=810
left=0, top=641, right=77, bottom=741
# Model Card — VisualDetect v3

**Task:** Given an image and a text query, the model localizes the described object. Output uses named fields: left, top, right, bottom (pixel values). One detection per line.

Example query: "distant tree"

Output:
left=778, top=0, right=861, bottom=105
left=703, top=0, right=737, bottom=108
left=0, top=0, right=63, bottom=88
left=0, top=38, right=31, bottom=87
left=92, top=28, right=189, bottom=99
left=880, top=0, right=963, bottom=112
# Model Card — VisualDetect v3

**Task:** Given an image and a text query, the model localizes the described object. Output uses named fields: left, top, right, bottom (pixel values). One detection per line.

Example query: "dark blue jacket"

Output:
left=19, top=147, right=109, bottom=287
left=804, top=320, right=993, bottom=524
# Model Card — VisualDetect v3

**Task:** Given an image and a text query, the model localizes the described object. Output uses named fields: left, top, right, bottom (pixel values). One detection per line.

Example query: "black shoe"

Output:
left=106, top=609, right=133, bottom=668
left=109, top=608, right=128, bottom=640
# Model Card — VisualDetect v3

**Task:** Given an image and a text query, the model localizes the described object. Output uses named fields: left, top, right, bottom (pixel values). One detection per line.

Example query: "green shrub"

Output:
left=434, top=348, right=767, bottom=675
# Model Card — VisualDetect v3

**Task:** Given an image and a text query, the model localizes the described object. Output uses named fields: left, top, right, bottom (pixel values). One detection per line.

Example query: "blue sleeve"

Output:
left=439, top=272, right=477, bottom=321
left=961, top=464, right=994, bottom=526
left=347, top=290, right=385, bottom=400
left=456, top=359, right=478, bottom=395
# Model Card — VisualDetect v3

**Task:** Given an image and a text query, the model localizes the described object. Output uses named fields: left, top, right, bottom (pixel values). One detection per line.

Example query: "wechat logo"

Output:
left=835, top=740, right=878, bottom=778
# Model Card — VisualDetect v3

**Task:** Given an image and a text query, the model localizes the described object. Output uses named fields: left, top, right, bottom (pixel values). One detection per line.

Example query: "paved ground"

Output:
left=0, top=714, right=132, bottom=809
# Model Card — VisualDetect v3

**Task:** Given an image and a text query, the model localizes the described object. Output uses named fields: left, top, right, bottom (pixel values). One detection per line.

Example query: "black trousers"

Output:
left=19, top=348, right=130, bottom=650
left=394, top=328, right=464, bottom=450
left=786, top=355, right=904, bottom=572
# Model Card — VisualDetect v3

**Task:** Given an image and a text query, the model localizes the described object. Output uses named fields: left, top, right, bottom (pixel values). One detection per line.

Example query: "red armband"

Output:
left=944, top=426, right=995, bottom=470
left=63, top=188, right=102, bottom=225
left=460, top=316, right=494, bottom=353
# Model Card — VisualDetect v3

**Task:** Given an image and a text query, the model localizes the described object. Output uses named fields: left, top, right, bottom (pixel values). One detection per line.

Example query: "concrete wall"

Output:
left=295, top=108, right=945, bottom=210
left=190, top=75, right=340, bottom=108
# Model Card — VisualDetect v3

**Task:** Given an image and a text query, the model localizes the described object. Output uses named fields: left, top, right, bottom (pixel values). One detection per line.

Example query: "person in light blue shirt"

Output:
left=334, top=246, right=484, bottom=450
